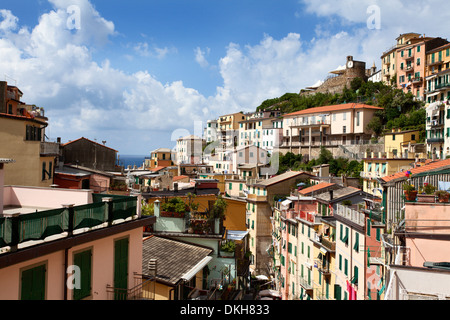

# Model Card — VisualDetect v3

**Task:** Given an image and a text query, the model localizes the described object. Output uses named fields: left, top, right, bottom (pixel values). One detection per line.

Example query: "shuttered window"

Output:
left=21, top=264, right=46, bottom=300
left=73, top=249, right=92, bottom=300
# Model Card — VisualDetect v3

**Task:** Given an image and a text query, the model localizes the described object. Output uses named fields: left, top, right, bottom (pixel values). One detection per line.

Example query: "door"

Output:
left=114, top=237, right=129, bottom=300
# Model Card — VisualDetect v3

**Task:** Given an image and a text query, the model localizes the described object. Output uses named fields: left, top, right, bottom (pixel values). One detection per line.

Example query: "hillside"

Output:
left=256, top=78, right=426, bottom=141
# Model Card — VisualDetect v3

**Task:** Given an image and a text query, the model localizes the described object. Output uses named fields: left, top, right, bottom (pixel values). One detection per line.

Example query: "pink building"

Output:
left=0, top=161, right=155, bottom=300
left=384, top=201, right=450, bottom=300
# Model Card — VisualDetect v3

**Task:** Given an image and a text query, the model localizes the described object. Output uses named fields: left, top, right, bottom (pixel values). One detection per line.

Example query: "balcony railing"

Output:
left=0, top=196, right=139, bottom=252
left=298, top=276, right=313, bottom=290
left=40, top=141, right=60, bottom=156
left=106, top=273, right=156, bottom=300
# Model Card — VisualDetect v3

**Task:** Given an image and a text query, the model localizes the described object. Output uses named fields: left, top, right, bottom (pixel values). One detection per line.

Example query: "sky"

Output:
left=0, top=0, right=449, bottom=156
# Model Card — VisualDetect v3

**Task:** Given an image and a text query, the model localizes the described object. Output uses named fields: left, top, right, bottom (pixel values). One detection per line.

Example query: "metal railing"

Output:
left=106, top=273, right=156, bottom=300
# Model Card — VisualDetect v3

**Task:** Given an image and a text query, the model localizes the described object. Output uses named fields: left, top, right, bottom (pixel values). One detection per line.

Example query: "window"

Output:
left=343, top=112, right=347, bottom=121
left=343, top=126, right=347, bottom=134
left=353, top=233, right=359, bottom=252
left=21, top=263, right=46, bottom=300
left=73, top=249, right=92, bottom=300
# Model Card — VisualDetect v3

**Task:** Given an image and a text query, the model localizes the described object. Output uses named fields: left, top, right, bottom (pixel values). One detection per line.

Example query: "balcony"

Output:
left=435, top=82, right=450, bottom=90
left=298, top=276, right=313, bottom=291
left=427, top=137, right=444, bottom=144
left=0, top=195, right=145, bottom=253
left=411, top=77, right=423, bottom=84
left=40, top=141, right=60, bottom=156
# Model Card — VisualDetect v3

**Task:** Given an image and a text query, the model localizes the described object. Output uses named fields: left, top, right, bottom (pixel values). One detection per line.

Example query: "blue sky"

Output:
left=0, top=0, right=449, bottom=156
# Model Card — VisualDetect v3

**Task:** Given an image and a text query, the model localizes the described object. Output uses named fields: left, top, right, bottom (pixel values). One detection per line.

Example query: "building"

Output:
left=204, top=119, right=219, bottom=144
left=396, top=36, right=448, bottom=100
left=425, top=42, right=450, bottom=103
left=246, top=170, right=314, bottom=277
left=238, top=110, right=280, bottom=149
left=380, top=33, right=422, bottom=85
left=384, top=201, right=450, bottom=300
left=361, top=129, right=426, bottom=196
left=54, top=164, right=114, bottom=193
left=141, top=235, right=214, bottom=300
left=62, top=137, right=118, bottom=172
left=379, top=158, right=450, bottom=234
left=301, top=56, right=369, bottom=96
left=0, top=81, right=58, bottom=188
left=142, top=187, right=251, bottom=300
left=209, top=145, right=270, bottom=175
left=176, top=135, right=205, bottom=165
left=0, top=166, right=155, bottom=300
left=281, top=103, right=384, bottom=159
left=145, top=148, right=174, bottom=170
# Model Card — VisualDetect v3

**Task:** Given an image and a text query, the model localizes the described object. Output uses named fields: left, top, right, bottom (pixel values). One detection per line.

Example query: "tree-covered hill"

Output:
left=256, top=78, right=426, bottom=141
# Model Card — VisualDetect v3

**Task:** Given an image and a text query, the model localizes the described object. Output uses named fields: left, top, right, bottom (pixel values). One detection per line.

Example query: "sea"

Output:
left=117, top=154, right=147, bottom=169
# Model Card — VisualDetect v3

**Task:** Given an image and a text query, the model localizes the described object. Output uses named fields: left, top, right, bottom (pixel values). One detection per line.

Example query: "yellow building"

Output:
left=146, top=148, right=174, bottom=170
left=362, top=129, right=425, bottom=196
left=246, top=171, right=313, bottom=277
left=0, top=82, right=57, bottom=187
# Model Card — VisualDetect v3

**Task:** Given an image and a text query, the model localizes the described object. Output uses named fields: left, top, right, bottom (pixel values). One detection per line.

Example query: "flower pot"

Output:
left=417, top=194, right=436, bottom=203
left=438, top=195, right=450, bottom=203
left=404, top=190, right=417, bottom=201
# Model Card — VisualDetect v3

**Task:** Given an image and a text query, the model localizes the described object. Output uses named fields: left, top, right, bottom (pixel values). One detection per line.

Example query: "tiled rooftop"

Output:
left=283, top=103, right=383, bottom=118
left=141, top=236, right=213, bottom=285
left=381, top=158, right=450, bottom=183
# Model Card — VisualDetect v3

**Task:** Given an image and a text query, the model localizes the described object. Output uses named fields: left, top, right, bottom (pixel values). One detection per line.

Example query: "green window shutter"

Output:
left=353, top=233, right=359, bottom=252
left=114, top=238, right=129, bottom=300
left=339, top=254, right=342, bottom=270
left=73, top=250, right=92, bottom=300
left=367, top=218, right=371, bottom=236
left=239, top=183, right=243, bottom=191
left=334, top=284, right=341, bottom=300
left=376, top=228, right=381, bottom=241
left=340, top=224, right=343, bottom=241
left=21, top=264, right=46, bottom=300
left=229, top=183, right=232, bottom=190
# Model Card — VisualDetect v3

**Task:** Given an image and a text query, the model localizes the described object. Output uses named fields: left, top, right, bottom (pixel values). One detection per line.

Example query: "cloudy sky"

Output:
left=0, top=0, right=449, bottom=156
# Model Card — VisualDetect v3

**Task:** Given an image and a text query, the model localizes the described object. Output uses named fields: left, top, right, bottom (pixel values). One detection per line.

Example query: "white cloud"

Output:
left=2, top=0, right=449, bottom=154
left=195, top=47, right=210, bottom=68
left=0, top=9, right=18, bottom=32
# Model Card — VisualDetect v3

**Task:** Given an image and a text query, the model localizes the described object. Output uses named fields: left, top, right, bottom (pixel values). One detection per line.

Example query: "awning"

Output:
left=181, top=256, right=213, bottom=281
left=281, top=199, right=292, bottom=207
left=226, top=230, right=249, bottom=241
left=259, top=289, right=281, bottom=298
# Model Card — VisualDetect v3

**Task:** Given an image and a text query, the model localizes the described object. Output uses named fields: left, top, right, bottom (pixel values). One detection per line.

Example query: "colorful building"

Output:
left=0, top=81, right=58, bottom=188
left=281, top=103, right=383, bottom=158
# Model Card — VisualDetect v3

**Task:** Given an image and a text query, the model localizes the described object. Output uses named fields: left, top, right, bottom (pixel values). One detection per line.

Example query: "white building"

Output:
left=176, top=135, right=205, bottom=165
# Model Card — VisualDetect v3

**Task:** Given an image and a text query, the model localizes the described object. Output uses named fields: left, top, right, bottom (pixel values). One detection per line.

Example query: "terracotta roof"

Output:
left=381, top=158, right=450, bottom=183
left=283, top=103, right=383, bottom=118
left=151, top=166, right=167, bottom=172
left=173, top=175, right=189, bottom=181
left=298, top=182, right=335, bottom=195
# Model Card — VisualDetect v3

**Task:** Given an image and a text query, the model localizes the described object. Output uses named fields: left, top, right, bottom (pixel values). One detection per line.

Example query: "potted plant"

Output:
left=403, top=183, right=417, bottom=201
left=435, top=190, right=450, bottom=203
left=417, top=183, right=436, bottom=203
